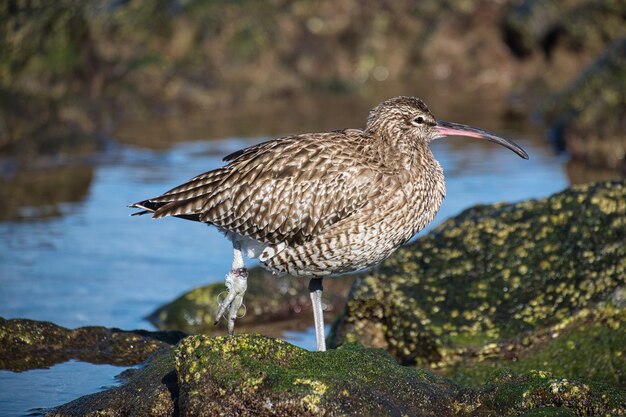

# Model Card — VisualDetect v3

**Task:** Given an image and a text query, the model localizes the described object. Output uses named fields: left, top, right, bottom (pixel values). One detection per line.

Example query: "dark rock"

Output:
left=148, top=267, right=354, bottom=337
left=330, top=181, right=626, bottom=387
left=501, top=0, right=625, bottom=58
left=0, top=317, right=186, bottom=371
left=48, top=334, right=626, bottom=417
left=545, top=38, right=626, bottom=172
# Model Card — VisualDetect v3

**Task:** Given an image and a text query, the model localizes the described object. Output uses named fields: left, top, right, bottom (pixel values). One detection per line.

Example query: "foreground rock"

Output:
left=48, top=334, right=626, bottom=417
left=0, top=317, right=185, bottom=371
left=330, top=180, right=626, bottom=387
left=148, top=268, right=354, bottom=337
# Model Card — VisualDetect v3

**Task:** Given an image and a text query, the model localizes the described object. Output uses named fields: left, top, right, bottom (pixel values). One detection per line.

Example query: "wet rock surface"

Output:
left=0, top=317, right=185, bottom=371
left=148, top=267, right=354, bottom=338
left=47, top=334, right=626, bottom=417
left=330, top=180, right=626, bottom=387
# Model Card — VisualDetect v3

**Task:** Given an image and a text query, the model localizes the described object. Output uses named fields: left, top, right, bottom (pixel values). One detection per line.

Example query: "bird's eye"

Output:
left=412, top=116, right=425, bottom=125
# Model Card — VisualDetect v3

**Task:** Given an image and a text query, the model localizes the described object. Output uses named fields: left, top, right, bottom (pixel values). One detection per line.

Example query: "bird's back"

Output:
left=136, top=130, right=379, bottom=245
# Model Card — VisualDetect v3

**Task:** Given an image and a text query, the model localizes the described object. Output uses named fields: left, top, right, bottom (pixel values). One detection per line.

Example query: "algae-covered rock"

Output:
left=148, top=266, right=353, bottom=337
left=49, top=334, right=626, bottom=417
left=174, top=334, right=460, bottom=416
left=330, top=180, right=626, bottom=387
left=0, top=317, right=185, bottom=371
left=447, top=303, right=626, bottom=388
left=545, top=38, right=626, bottom=172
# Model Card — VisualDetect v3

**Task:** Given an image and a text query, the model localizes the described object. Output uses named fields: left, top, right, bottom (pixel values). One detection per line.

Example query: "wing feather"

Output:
left=143, top=131, right=375, bottom=244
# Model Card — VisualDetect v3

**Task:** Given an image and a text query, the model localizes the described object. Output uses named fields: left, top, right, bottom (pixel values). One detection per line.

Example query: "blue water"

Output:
left=0, top=361, right=128, bottom=416
left=0, top=129, right=569, bottom=415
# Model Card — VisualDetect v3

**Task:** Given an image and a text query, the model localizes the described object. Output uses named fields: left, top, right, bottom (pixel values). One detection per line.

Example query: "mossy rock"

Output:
left=148, top=267, right=353, bottom=337
left=49, top=334, right=626, bottom=417
left=330, top=180, right=626, bottom=387
left=0, top=317, right=185, bottom=371
left=448, top=304, right=626, bottom=387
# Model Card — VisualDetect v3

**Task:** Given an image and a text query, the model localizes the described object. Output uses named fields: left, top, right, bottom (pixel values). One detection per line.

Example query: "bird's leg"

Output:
left=214, top=242, right=248, bottom=335
left=308, top=277, right=326, bottom=352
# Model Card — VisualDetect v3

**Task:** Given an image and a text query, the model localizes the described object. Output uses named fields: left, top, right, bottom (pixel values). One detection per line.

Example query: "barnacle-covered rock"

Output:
left=330, top=180, right=626, bottom=387
left=48, top=334, right=626, bottom=417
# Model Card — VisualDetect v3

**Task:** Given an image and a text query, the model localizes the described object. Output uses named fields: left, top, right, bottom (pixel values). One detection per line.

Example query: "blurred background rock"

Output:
left=1, top=0, right=624, bottom=171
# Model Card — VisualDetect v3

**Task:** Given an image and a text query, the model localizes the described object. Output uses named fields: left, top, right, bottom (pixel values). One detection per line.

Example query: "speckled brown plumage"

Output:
left=133, top=97, right=449, bottom=276
left=131, top=96, right=528, bottom=350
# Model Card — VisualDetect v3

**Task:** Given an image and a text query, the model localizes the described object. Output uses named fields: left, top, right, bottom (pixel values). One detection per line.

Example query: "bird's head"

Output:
left=366, top=96, right=529, bottom=159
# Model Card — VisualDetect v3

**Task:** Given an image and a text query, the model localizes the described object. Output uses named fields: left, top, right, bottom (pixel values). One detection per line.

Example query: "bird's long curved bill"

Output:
left=436, top=120, right=529, bottom=159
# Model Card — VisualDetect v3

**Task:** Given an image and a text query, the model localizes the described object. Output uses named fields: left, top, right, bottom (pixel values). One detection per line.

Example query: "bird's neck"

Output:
left=373, top=130, right=435, bottom=175
left=369, top=130, right=446, bottom=241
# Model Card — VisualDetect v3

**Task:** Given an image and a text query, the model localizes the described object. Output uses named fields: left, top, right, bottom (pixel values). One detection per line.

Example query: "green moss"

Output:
left=172, top=334, right=625, bottom=416
left=449, top=306, right=626, bottom=387
left=49, top=333, right=626, bottom=416
left=515, top=408, right=578, bottom=417
left=174, top=334, right=461, bottom=416
left=175, top=334, right=438, bottom=394
left=332, top=181, right=626, bottom=387
left=484, top=370, right=626, bottom=417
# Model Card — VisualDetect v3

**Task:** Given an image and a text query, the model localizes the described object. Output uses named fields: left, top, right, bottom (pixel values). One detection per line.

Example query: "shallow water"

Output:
left=0, top=117, right=573, bottom=415
left=0, top=361, right=128, bottom=416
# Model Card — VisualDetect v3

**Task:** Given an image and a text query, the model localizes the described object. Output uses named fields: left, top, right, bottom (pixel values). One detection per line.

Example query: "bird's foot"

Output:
left=214, top=268, right=248, bottom=335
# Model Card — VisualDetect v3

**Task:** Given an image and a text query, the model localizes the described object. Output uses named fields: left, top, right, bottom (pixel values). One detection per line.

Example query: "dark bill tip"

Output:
left=436, top=120, right=529, bottom=160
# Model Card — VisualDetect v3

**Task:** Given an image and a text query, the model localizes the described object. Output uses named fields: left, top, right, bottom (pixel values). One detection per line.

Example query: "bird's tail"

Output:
left=129, top=199, right=203, bottom=222
left=128, top=200, right=163, bottom=216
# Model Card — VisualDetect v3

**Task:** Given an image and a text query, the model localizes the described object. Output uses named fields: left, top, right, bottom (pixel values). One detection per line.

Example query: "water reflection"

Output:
left=566, top=160, right=623, bottom=185
left=0, top=165, right=93, bottom=221
left=0, top=361, right=126, bottom=416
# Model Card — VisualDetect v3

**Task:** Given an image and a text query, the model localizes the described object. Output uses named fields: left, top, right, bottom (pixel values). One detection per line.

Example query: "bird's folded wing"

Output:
left=148, top=133, right=378, bottom=245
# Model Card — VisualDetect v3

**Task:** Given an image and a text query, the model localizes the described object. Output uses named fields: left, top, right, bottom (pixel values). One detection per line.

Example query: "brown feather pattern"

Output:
left=131, top=97, right=448, bottom=276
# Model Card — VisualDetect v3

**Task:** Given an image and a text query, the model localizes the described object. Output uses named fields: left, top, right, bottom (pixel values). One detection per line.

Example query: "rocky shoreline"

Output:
left=3, top=180, right=624, bottom=416
left=2, top=319, right=624, bottom=416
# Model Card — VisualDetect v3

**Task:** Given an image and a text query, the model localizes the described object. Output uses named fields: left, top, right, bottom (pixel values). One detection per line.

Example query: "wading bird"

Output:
left=130, top=96, right=528, bottom=351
